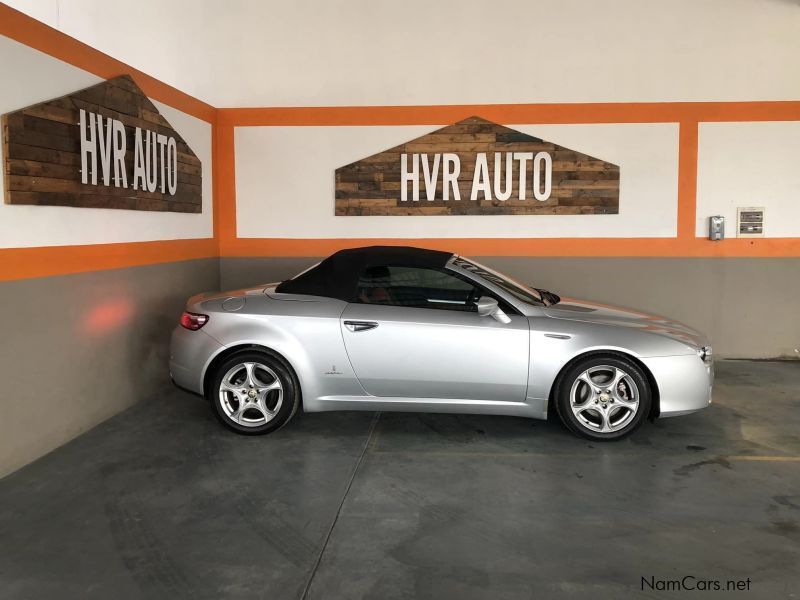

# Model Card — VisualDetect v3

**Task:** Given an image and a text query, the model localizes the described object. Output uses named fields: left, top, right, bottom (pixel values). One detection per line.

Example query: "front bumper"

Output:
left=641, top=354, right=714, bottom=418
left=169, top=326, right=224, bottom=395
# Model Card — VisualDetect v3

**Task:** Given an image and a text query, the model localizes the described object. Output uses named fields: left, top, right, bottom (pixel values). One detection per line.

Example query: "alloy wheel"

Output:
left=218, top=362, right=283, bottom=427
left=569, top=364, right=640, bottom=433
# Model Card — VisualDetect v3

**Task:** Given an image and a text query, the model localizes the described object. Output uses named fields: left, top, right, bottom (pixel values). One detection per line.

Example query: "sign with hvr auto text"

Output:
left=2, top=75, right=201, bottom=212
left=335, top=116, right=619, bottom=216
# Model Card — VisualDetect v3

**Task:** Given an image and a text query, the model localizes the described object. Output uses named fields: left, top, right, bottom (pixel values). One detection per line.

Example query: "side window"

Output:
left=357, top=265, right=480, bottom=312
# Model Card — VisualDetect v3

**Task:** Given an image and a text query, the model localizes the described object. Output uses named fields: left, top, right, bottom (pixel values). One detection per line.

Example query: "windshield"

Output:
left=453, top=256, right=558, bottom=307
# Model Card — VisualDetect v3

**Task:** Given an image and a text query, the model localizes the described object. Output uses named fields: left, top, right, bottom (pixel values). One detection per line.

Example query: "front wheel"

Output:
left=555, top=355, right=651, bottom=441
left=207, top=351, right=299, bottom=435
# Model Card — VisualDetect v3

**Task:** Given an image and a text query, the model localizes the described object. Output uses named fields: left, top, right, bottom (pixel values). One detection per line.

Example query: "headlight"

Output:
left=697, top=345, right=712, bottom=364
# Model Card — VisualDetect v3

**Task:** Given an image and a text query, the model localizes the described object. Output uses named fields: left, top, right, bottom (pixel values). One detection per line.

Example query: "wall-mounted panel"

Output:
left=335, top=116, right=620, bottom=217
left=3, top=75, right=202, bottom=213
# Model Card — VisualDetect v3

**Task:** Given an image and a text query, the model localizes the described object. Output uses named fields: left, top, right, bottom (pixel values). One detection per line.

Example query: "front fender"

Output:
left=527, top=316, right=697, bottom=407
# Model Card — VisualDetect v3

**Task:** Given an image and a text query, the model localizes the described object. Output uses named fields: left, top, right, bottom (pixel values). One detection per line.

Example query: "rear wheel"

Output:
left=207, top=351, right=298, bottom=435
left=555, top=355, right=651, bottom=441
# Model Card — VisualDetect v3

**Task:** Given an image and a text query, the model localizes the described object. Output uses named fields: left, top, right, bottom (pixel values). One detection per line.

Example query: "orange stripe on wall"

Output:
left=211, top=115, right=221, bottom=244
left=222, top=237, right=800, bottom=259
left=215, top=123, right=238, bottom=255
left=677, top=121, right=699, bottom=239
left=218, top=101, right=800, bottom=127
left=0, top=4, right=215, bottom=123
left=0, top=239, right=217, bottom=282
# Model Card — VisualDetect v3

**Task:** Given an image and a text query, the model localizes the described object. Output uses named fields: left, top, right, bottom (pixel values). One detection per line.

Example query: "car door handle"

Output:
left=344, top=320, right=379, bottom=332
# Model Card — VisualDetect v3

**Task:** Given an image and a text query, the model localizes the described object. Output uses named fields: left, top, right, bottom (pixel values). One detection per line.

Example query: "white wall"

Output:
left=696, top=122, right=800, bottom=238
left=5, top=0, right=800, bottom=107
left=6, top=1, right=799, bottom=242
left=0, top=36, right=213, bottom=248
left=235, top=123, right=678, bottom=239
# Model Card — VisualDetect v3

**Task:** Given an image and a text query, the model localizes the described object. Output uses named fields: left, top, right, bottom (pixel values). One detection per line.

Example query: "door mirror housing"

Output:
left=476, top=296, right=511, bottom=324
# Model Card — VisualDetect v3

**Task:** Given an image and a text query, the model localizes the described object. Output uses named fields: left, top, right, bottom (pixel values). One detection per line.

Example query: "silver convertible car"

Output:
left=170, top=246, right=713, bottom=441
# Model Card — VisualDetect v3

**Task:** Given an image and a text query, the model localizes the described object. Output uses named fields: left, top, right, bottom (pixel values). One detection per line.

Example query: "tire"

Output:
left=555, top=355, right=651, bottom=441
left=206, top=350, right=299, bottom=435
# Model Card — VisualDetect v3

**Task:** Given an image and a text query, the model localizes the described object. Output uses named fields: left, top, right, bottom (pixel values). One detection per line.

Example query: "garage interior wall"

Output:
left=2, top=1, right=799, bottom=477
left=215, top=0, right=800, bottom=362
left=222, top=111, right=800, bottom=359
left=0, top=11, right=218, bottom=478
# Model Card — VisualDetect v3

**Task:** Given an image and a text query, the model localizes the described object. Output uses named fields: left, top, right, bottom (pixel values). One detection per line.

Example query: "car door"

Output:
left=340, top=265, right=529, bottom=401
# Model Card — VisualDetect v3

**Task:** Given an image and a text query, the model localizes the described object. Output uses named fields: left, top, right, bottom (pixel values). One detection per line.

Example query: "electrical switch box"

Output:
left=737, top=207, right=765, bottom=238
left=708, top=216, right=725, bottom=241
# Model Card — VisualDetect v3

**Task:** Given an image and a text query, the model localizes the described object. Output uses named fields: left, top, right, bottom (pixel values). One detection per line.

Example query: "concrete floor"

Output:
left=0, top=360, right=798, bottom=600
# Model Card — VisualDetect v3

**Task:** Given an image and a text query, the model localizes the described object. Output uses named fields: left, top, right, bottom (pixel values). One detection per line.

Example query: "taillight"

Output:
left=180, top=311, right=209, bottom=330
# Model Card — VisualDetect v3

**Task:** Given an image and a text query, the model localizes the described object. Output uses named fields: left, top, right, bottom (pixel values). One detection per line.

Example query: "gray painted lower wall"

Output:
left=0, top=258, right=219, bottom=478
left=220, top=256, right=800, bottom=360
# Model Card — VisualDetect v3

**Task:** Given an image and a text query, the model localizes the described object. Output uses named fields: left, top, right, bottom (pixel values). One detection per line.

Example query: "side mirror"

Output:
left=476, top=296, right=511, bottom=324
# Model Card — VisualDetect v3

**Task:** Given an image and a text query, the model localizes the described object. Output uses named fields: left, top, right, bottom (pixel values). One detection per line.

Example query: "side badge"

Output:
left=324, top=365, right=343, bottom=375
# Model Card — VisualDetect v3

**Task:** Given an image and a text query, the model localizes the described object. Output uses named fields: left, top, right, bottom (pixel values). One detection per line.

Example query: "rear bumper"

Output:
left=641, top=354, right=714, bottom=418
left=169, top=326, right=224, bottom=395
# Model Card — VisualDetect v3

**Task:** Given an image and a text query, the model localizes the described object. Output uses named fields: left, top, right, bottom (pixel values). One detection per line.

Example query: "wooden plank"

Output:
left=7, top=174, right=165, bottom=200
left=7, top=143, right=80, bottom=166
left=22, top=103, right=75, bottom=125
left=3, top=75, right=203, bottom=212
left=9, top=129, right=79, bottom=153
left=558, top=196, right=618, bottom=207
left=423, top=133, right=496, bottom=143
left=7, top=158, right=76, bottom=180
left=178, top=171, right=202, bottom=186
left=2, top=115, right=8, bottom=204
left=176, top=161, right=201, bottom=176
left=559, top=179, right=620, bottom=189
left=403, top=142, right=497, bottom=152
left=101, top=85, right=138, bottom=117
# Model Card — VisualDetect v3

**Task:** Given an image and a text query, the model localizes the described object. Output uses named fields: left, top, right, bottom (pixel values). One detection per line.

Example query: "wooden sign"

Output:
left=2, top=75, right=201, bottom=213
left=335, top=116, right=619, bottom=216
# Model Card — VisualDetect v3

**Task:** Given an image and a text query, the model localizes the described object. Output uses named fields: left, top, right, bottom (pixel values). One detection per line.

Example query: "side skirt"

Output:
left=306, top=395, right=547, bottom=419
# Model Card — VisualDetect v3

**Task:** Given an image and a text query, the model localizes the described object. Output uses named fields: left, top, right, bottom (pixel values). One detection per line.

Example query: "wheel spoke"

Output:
left=571, top=401, right=596, bottom=418
left=243, top=362, right=258, bottom=387
left=247, top=398, right=267, bottom=419
left=608, top=405, right=631, bottom=421
left=230, top=404, right=247, bottom=424
left=257, top=391, right=283, bottom=418
left=577, top=371, right=597, bottom=392
left=261, top=379, right=281, bottom=393
left=220, top=380, right=243, bottom=394
left=598, top=407, right=613, bottom=433
left=612, top=394, right=637, bottom=410
left=606, top=367, right=625, bottom=391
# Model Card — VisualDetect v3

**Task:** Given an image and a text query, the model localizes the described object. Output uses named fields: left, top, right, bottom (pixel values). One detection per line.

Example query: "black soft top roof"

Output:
left=275, top=246, right=453, bottom=302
